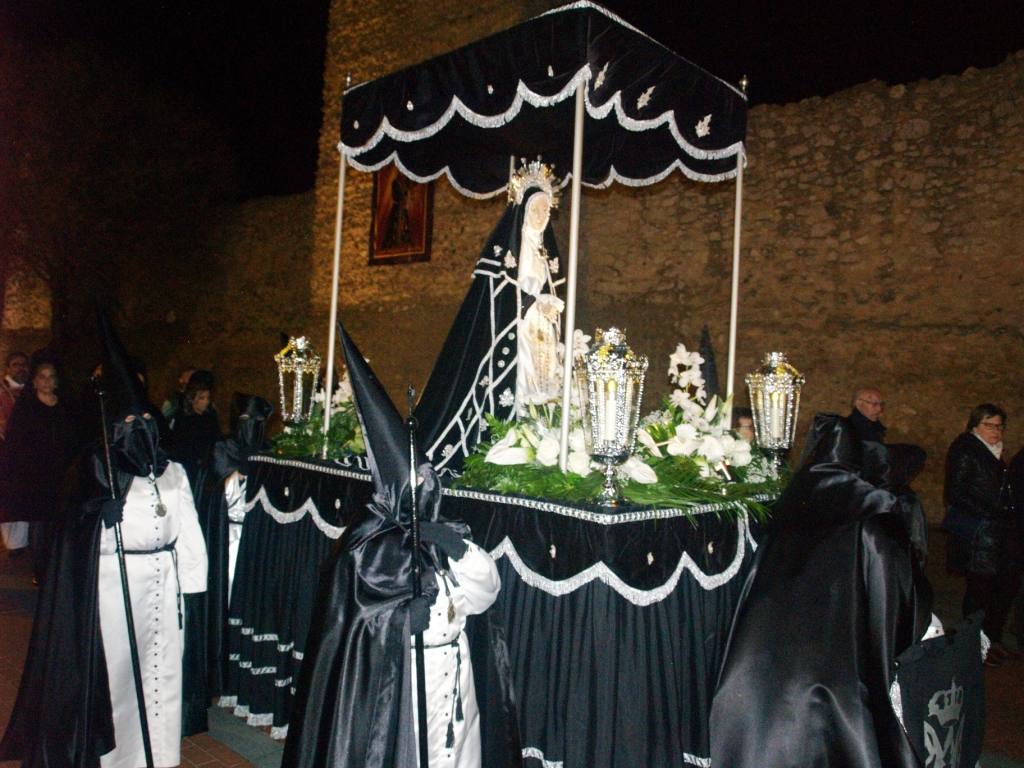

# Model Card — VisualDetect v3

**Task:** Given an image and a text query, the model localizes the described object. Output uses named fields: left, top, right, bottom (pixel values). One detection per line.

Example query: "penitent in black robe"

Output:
left=0, top=493, right=115, bottom=768
left=710, top=414, right=933, bottom=768
left=280, top=500, right=521, bottom=768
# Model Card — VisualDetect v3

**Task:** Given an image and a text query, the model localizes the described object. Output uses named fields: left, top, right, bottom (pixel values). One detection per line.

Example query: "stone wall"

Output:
left=310, top=2, right=1024, bottom=518
left=0, top=269, right=52, bottom=366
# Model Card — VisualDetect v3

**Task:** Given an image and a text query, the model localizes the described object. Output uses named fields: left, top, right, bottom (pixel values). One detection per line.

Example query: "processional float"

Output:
left=319, top=1, right=749, bottom=470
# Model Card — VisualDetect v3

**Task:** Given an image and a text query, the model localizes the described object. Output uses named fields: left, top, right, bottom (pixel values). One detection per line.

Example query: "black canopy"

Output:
left=340, top=1, right=747, bottom=197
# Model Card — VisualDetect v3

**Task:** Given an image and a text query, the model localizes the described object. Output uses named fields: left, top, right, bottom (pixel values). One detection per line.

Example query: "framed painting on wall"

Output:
left=368, top=164, right=434, bottom=265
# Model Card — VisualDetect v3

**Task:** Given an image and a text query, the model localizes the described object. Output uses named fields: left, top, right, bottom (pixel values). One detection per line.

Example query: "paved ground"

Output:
left=1, top=532, right=1021, bottom=768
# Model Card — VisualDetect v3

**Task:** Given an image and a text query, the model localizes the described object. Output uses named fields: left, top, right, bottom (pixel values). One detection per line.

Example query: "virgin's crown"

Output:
left=507, top=159, right=561, bottom=207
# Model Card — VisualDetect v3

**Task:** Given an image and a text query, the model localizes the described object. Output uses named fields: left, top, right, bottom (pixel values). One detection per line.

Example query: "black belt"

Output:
left=121, top=538, right=183, bottom=628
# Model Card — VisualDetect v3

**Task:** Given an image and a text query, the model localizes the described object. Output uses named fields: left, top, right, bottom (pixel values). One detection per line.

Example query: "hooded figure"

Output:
left=710, top=413, right=944, bottom=768
left=0, top=313, right=207, bottom=768
left=415, top=163, right=561, bottom=474
left=200, top=394, right=273, bottom=696
left=281, top=324, right=521, bottom=768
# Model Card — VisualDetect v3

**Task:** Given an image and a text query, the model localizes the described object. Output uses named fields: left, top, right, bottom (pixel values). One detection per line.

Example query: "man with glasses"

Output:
left=849, top=387, right=887, bottom=443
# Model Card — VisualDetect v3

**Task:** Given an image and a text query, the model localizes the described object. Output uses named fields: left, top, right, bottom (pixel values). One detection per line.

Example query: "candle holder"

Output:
left=745, top=352, right=804, bottom=476
left=575, top=328, right=648, bottom=505
left=275, top=336, right=322, bottom=423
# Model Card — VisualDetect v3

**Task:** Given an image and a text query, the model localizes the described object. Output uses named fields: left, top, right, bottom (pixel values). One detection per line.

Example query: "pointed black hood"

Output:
left=339, top=322, right=436, bottom=523
left=96, top=310, right=167, bottom=479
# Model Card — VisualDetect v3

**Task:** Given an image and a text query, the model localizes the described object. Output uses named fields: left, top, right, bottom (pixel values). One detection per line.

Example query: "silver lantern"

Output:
left=745, top=352, right=805, bottom=475
left=575, top=327, right=649, bottom=505
left=275, top=336, right=322, bottom=423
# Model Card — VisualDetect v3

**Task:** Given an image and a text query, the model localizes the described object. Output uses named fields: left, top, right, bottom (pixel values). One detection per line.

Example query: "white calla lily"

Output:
left=635, top=428, right=663, bottom=458
left=619, top=456, right=658, bottom=484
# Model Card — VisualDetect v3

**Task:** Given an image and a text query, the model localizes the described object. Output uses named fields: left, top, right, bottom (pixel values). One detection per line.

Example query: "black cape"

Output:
left=280, top=500, right=521, bottom=768
left=710, top=414, right=933, bottom=768
left=0, top=478, right=116, bottom=768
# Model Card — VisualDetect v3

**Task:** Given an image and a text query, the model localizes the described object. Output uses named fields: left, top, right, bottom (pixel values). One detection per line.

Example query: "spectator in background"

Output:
left=162, top=365, right=197, bottom=422
left=0, top=351, right=30, bottom=556
left=849, top=386, right=886, bottom=443
left=169, top=370, right=221, bottom=493
left=732, top=406, right=755, bottom=443
left=942, top=403, right=1021, bottom=665
left=1007, top=446, right=1024, bottom=649
left=0, top=354, right=82, bottom=583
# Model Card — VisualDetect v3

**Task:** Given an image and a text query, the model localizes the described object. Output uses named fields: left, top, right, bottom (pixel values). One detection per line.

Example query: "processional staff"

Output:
left=407, top=386, right=430, bottom=768
left=94, top=376, right=155, bottom=768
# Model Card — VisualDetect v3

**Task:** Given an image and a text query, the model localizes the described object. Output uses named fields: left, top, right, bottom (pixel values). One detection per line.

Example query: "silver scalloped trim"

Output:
left=489, top=516, right=748, bottom=603
left=245, top=485, right=346, bottom=539
left=522, top=746, right=564, bottom=768
left=684, top=754, right=712, bottom=767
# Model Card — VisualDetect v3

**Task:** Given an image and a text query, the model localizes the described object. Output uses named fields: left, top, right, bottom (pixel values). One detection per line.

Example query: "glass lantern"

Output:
left=745, top=352, right=805, bottom=475
left=274, top=336, right=322, bottom=423
left=574, top=327, right=649, bottom=505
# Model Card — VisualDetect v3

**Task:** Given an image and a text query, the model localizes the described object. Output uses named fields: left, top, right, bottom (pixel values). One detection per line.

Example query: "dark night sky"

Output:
left=8, top=0, right=1022, bottom=198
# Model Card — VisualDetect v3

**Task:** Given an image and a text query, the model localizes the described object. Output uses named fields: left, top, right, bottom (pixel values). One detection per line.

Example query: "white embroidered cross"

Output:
left=504, top=251, right=518, bottom=269
left=498, top=389, right=514, bottom=408
left=548, top=257, right=560, bottom=275
left=695, top=114, right=712, bottom=138
left=478, top=376, right=490, bottom=388
left=493, top=245, right=502, bottom=257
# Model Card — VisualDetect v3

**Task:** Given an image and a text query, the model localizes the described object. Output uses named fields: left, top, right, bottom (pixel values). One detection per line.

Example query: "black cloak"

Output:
left=710, top=413, right=933, bottom=768
left=281, top=324, right=520, bottom=768
left=202, top=394, right=274, bottom=696
left=0, top=313, right=170, bottom=768
left=415, top=184, right=559, bottom=475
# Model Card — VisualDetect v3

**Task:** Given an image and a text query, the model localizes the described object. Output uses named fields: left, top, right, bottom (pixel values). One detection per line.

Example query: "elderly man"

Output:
left=0, top=351, right=30, bottom=555
left=849, top=386, right=886, bottom=443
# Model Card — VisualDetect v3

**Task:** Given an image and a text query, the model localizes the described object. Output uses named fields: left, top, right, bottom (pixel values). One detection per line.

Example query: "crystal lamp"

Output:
left=275, top=336, right=322, bottom=423
left=745, top=352, right=805, bottom=475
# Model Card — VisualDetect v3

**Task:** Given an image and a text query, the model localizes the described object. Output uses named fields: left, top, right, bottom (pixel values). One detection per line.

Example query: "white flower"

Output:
left=572, top=329, right=592, bottom=358
left=312, top=389, right=326, bottom=404
left=569, top=428, right=587, bottom=453
left=668, top=389, right=691, bottom=410
left=548, top=257, right=560, bottom=275
left=478, top=376, right=490, bottom=388
left=331, top=378, right=353, bottom=406
left=567, top=450, right=593, bottom=476
left=667, top=423, right=701, bottom=456
left=695, top=113, right=712, bottom=138
left=698, top=434, right=726, bottom=463
left=635, top=427, right=663, bottom=458
left=726, top=436, right=752, bottom=468
left=485, top=428, right=531, bottom=465
left=535, top=437, right=560, bottom=466
left=504, top=251, right=517, bottom=270
left=620, top=455, right=658, bottom=484
left=498, top=388, right=515, bottom=408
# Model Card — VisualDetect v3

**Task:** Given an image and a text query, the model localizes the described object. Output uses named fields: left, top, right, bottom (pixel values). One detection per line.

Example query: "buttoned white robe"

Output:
left=98, top=461, right=208, bottom=768
left=412, top=541, right=501, bottom=768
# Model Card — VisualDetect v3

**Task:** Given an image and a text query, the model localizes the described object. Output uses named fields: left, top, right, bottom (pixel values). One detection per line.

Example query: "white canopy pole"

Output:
left=322, top=143, right=349, bottom=458
left=558, top=86, right=586, bottom=470
left=724, top=77, right=749, bottom=425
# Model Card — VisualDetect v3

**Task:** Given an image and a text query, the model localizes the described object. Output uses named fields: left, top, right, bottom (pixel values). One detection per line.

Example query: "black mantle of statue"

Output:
left=223, top=454, right=761, bottom=767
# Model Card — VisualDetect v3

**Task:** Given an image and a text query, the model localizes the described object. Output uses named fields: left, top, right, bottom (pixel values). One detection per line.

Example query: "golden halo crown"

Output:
left=507, top=159, right=561, bottom=208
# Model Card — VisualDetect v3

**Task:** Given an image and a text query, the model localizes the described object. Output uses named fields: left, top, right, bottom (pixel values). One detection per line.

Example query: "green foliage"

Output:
left=271, top=400, right=364, bottom=460
left=454, top=431, right=781, bottom=520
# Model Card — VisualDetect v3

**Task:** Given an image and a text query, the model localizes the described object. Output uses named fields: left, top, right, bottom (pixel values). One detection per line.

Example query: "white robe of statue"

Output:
left=411, top=540, right=501, bottom=768
left=223, top=471, right=247, bottom=602
left=515, top=192, right=563, bottom=412
left=98, top=460, right=208, bottom=768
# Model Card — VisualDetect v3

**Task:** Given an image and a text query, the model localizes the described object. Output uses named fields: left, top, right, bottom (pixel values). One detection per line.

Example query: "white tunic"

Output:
left=412, top=541, right=501, bottom=768
left=98, top=461, right=208, bottom=768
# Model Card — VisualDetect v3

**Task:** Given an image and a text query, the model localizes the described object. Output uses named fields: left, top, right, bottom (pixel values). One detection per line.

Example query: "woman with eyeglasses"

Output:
left=943, top=403, right=1022, bottom=665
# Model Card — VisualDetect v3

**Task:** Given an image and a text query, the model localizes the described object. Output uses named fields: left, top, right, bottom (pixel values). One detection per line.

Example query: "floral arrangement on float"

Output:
left=454, top=328, right=779, bottom=518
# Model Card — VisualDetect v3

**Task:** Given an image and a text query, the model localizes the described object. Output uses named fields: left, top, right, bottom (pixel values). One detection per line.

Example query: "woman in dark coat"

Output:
left=942, top=403, right=1021, bottom=664
left=168, top=371, right=221, bottom=491
left=0, top=356, right=81, bottom=582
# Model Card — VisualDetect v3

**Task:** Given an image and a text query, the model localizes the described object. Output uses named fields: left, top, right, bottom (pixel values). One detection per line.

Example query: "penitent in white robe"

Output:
left=411, top=540, right=501, bottom=768
left=98, top=461, right=208, bottom=768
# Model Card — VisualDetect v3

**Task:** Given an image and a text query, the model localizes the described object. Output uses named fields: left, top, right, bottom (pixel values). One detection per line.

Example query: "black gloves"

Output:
left=419, top=521, right=469, bottom=560
left=100, top=497, right=126, bottom=529
left=408, top=596, right=431, bottom=634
